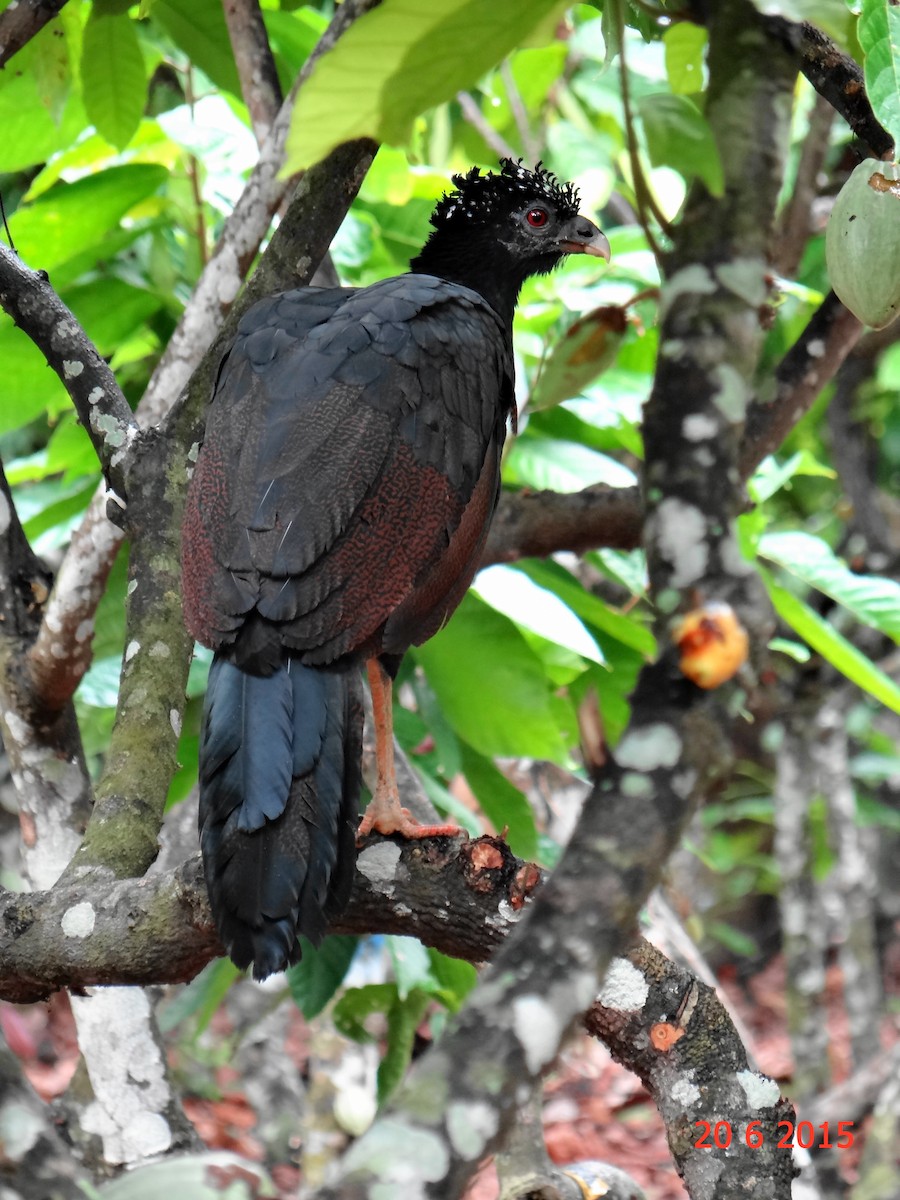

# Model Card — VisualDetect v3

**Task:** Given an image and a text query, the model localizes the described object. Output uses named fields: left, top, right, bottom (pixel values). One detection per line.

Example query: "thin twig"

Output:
left=456, top=91, right=518, bottom=161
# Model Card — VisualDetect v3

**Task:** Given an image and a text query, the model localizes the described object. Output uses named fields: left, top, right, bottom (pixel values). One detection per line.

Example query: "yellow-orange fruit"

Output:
left=674, top=602, right=749, bottom=689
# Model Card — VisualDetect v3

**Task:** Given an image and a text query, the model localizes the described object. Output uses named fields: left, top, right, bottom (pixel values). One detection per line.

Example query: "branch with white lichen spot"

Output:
left=588, top=943, right=795, bottom=1195
left=0, top=243, right=137, bottom=495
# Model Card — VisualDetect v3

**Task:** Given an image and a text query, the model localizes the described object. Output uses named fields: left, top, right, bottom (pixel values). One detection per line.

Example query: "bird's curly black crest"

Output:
left=431, top=159, right=581, bottom=229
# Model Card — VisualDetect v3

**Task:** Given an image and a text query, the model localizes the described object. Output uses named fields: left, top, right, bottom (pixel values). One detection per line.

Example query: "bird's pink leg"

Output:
left=357, top=658, right=458, bottom=841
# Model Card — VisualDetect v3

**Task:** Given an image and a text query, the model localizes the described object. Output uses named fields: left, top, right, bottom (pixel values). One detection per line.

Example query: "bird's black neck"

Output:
left=410, top=230, right=556, bottom=327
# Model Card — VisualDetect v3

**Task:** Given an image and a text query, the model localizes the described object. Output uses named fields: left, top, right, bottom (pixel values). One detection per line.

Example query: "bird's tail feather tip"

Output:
left=199, top=654, right=363, bottom=977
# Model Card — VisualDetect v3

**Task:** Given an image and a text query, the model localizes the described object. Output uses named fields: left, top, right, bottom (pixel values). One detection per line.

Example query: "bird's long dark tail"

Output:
left=198, top=653, right=362, bottom=979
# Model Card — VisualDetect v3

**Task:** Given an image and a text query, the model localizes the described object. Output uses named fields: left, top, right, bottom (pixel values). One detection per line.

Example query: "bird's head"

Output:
left=411, top=159, right=609, bottom=319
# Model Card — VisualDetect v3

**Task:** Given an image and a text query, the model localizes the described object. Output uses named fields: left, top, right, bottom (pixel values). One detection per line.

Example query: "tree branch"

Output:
left=223, top=0, right=283, bottom=146
left=587, top=941, right=795, bottom=1194
left=0, top=0, right=67, bottom=70
left=740, top=291, right=862, bottom=479
left=0, top=244, right=137, bottom=496
left=797, top=21, right=894, bottom=158
left=0, top=834, right=540, bottom=1004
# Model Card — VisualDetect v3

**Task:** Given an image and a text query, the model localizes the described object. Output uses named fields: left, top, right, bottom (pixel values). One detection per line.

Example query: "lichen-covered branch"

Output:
left=0, top=243, right=137, bottom=496
left=740, top=291, right=862, bottom=479
left=0, top=461, right=92, bottom=888
left=587, top=942, right=795, bottom=1195
left=0, top=834, right=539, bottom=1004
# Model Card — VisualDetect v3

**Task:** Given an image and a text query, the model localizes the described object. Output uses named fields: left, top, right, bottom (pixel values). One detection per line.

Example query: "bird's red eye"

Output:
left=526, top=207, right=549, bottom=227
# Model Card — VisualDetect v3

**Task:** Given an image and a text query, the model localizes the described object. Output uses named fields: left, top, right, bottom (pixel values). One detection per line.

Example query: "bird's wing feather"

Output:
left=184, top=275, right=513, bottom=664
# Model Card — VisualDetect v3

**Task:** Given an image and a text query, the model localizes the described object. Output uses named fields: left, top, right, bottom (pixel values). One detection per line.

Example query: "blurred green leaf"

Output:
left=530, top=305, right=627, bottom=409
left=761, top=530, right=900, bottom=642
left=81, top=11, right=147, bottom=150
left=638, top=93, right=724, bottom=196
left=285, top=0, right=561, bottom=171
left=157, top=958, right=239, bottom=1034
left=426, top=949, right=477, bottom=1011
left=333, top=982, right=397, bottom=1043
left=414, top=593, right=569, bottom=761
left=761, top=567, right=900, bottom=714
left=288, top=936, right=359, bottom=1019
left=379, top=988, right=430, bottom=1102
left=663, top=22, right=706, bottom=95
left=9, top=165, right=167, bottom=273
left=386, top=935, right=433, bottom=1000
left=152, top=0, right=242, bottom=95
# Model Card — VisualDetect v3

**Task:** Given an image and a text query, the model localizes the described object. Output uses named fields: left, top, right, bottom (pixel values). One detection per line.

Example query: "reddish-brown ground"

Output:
left=3, top=950, right=895, bottom=1199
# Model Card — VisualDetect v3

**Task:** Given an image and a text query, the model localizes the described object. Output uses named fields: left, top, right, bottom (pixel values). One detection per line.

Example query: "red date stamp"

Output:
left=694, top=1120, right=855, bottom=1150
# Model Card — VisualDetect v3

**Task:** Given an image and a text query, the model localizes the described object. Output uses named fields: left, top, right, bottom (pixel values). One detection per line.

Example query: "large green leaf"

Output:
left=284, top=0, right=560, bottom=172
left=859, top=0, right=900, bottom=149
left=81, top=11, right=147, bottom=149
left=0, top=28, right=87, bottom=174
left=8, top=165, right=167, bottom=274
left=65, top=278, right=162, bottom=356
left=413, top=593, right=569, bottom=761
left=0, top=327, right=70, bottom=433
left=152, top=0, right=242, bottom=95
left=663, top=22, right=707, bottom=96
left=287, top=935, right=359, bottom=1019
left=516, top=558, right=656, bottom=657
left=760, top=530, right=900, bottom=642
left=638, top=93, right=723, bottom=197
left=761, top=568, right=900, bottom=714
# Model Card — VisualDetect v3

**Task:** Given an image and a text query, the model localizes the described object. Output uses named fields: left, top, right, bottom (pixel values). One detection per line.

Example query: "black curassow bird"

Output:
left=181, top=160, right=610, bottom=978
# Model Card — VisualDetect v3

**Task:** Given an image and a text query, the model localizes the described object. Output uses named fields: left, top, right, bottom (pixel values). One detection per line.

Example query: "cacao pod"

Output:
left=826, top=158, right=900, bottom=330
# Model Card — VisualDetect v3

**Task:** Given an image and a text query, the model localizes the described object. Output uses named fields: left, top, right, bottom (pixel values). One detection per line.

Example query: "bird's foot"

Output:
left=357, top=792, right=458, bottom=844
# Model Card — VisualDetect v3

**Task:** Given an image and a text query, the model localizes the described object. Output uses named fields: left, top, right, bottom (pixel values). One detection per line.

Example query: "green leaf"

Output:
left=287, top=935, right=359, bottom=1019
left=386, top=935, right=433, bottom=1000
left=157, top=958, right=239, bottom=1033
left=0, top=38, right=88, bottom=173
left=638, top=93, right=724, bottom=197
left=379, top=988, right=431, bottom=1103
left=505, top=437, right=637, bottom=491
left=284, top=0, right=561, bottom=172
left=81, top=12, right=147, bottom=149
left=473, top=565, right=605, bottom=665
left=760, top=567, right=900, bottom=714
left=426, top=950, right=477, bottom=1011
left=0, top=327, right=70, bottom=434
left=65, top=278, right=162, bottom=356
left=33, top=11, right=72, bottom=121
left=859, top=0, right=900, bottom=148
left=748, top=450, right=836, bottom=503
left=458, top=741, right=538, bottom=860
left=530, top=306, right=627, bottom=410
left=663, top=22, right=707, bottom=96
left=760, top=530, right=900, bottom=641
left=333, top=983, right=397, bottom=1042
left=517, top=558, right=656, bottom=657
left=9, top=164, right=167, bottom=273
left=413, top=593, right=569, bottom=761
left=152, top=0, right=242, bottom=96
